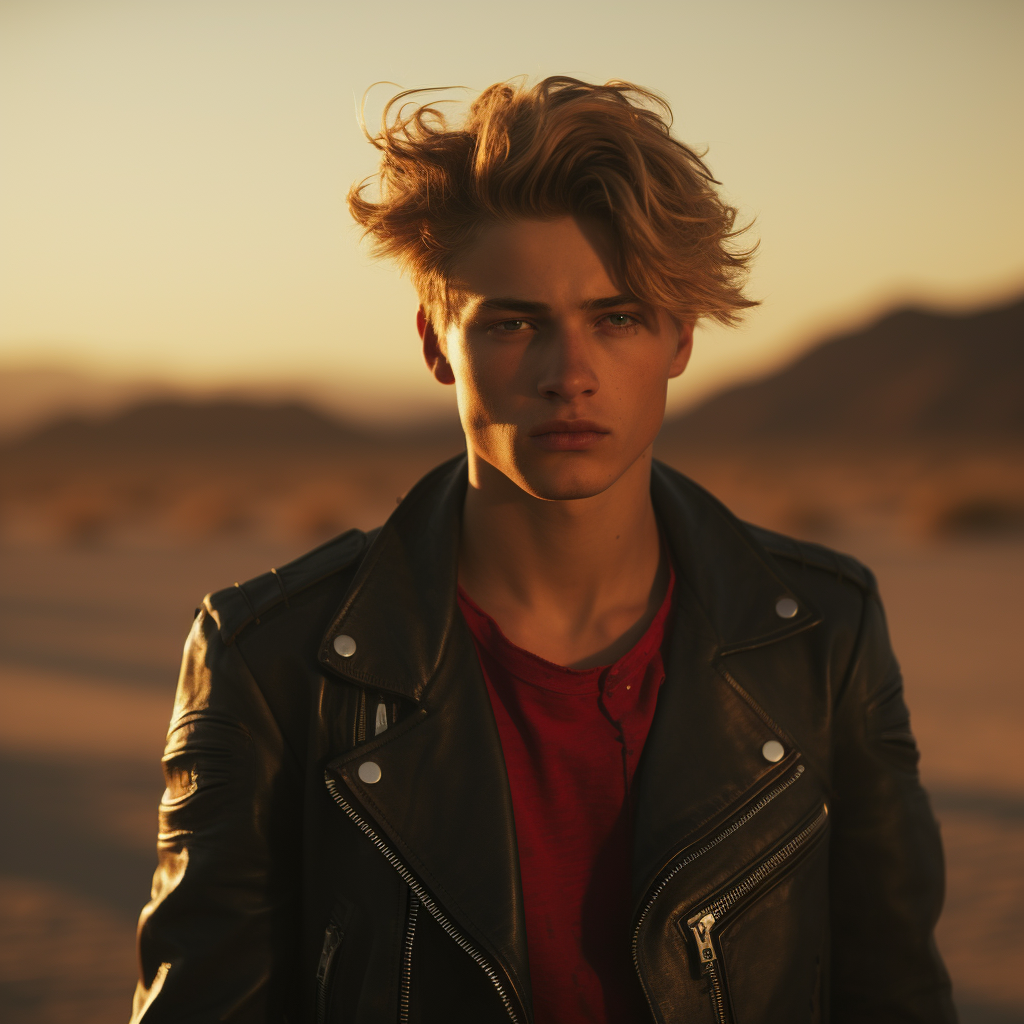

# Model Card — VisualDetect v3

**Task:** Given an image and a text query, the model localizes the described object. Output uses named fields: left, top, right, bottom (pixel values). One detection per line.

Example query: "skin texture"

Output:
left=419, top=216, right=692, bottom=668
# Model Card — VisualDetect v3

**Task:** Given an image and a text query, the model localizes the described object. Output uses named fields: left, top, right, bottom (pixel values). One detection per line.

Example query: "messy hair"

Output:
left=348, top=76, right=757, bottom=330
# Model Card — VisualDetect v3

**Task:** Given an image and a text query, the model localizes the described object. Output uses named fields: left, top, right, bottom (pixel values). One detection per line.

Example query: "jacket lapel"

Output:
left=318, top=456, right=467, bottom=701
left=631, top=464, right=823, bottom=899
left=319, top=455, right=532, bottom=1019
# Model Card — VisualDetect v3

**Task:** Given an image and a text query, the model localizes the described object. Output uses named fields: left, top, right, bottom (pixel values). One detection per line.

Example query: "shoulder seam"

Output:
left=204, top=528, right=369, bottom=644
left=743, top=523, right=878, bottom=595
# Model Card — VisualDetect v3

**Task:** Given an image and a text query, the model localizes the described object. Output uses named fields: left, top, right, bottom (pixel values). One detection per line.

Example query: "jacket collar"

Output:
left=318, top=455, right=467, bottom=700
left=319, top=455, right=819, bottom=697
left=650, top=460, right=820, bottom=653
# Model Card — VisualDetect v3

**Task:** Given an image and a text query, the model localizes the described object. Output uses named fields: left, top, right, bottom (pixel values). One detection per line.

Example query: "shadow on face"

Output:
left=422, top=216, right=693, bottom=502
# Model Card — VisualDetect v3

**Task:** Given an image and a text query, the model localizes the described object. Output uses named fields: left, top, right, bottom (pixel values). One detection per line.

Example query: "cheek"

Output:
left=451, top=341, right=522, bottom=417
left=611, top=348, right=674, bottom=409
left=447, top=344, right=508, bottom=439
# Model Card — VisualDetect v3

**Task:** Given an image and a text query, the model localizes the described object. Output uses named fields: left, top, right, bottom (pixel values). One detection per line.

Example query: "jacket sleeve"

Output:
left=131, top=610, right=302, bottom=1023
left=828, top=584, right=957, bottom=1022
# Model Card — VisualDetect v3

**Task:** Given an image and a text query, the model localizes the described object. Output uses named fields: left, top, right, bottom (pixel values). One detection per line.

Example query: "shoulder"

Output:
left=739, top=521, right=884, bottom=657
left=203, top=527, right=376, bottom=644
left=741, top=522, right=879, bottom=598
left=652, top=459, right=878, bottom=601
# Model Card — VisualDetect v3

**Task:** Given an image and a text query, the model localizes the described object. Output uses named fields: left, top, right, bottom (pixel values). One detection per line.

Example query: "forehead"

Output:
left=447, top=216, right=621, bottom=306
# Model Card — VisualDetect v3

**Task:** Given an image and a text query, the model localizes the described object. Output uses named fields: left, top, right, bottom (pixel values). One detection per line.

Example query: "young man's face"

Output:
left=421, top=216, right=693, bottom=502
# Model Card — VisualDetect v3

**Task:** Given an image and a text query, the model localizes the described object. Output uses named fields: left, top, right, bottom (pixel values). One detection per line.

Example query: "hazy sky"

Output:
left=2, top=0, right=1022, bottom=420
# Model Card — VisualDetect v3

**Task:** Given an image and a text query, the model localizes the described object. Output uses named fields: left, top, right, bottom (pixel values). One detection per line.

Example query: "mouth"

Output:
left=528, top=419, right=610, bottom=452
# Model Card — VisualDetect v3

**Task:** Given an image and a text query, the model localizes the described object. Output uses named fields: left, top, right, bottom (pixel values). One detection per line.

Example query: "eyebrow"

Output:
left=582, top=294, right=642, bottom=311
left=476, top=293, right=641, bottom=314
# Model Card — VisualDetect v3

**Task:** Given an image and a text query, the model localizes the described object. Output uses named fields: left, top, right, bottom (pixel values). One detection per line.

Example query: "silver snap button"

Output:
left=333, top=634, right=357, bottom=658
left=775, top=597, right=798, bottom=619
left=762, top=740, right=785, bottom=763
left=357, top=761, right=381, bottom=784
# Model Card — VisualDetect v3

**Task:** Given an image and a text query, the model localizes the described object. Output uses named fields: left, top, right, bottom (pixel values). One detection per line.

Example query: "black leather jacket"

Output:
left=131, top=456, right=956, bottom=1023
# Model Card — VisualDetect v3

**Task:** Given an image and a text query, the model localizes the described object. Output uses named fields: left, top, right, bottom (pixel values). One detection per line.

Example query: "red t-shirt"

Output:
left=457, top=572, right=673, bottom=1024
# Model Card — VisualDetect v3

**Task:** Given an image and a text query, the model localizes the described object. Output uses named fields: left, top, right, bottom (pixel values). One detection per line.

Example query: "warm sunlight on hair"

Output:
left=348, top=77, right=758, bottom=332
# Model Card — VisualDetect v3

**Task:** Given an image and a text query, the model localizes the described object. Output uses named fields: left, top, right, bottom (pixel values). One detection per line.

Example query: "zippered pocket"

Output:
left=353, top=689, right=405, bottom=745
left=685, top=803, right=829, bottom=1024
left=315, top=919, right=345, bottom=1024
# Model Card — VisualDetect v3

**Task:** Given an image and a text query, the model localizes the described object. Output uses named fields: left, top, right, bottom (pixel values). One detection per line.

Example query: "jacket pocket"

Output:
left=315, top=918, right=345, bottom=1024
left=683, top=803, right=829, bottom=1024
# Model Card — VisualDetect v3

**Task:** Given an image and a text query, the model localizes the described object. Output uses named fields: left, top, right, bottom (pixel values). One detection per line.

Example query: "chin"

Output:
left=512, top=458, right=624, bottom=502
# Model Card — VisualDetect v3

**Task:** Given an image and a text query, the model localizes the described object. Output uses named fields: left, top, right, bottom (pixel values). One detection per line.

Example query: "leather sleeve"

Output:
left=131, top=610, right=302, bottom=1023
left=828, top=586, right=957, bottom=1023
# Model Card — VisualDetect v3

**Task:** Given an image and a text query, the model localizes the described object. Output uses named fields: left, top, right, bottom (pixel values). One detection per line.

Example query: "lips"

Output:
left=528, top=419, right=610, bottom=452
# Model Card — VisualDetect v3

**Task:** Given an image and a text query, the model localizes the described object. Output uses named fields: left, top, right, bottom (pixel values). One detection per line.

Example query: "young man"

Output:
left=132, top=79, right=956, bottom=1023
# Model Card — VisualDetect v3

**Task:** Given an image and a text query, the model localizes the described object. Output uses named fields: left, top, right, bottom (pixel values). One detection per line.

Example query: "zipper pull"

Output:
left=316, top=921, right=344, bottom=984
left=689, top=911, right=717, bottom=966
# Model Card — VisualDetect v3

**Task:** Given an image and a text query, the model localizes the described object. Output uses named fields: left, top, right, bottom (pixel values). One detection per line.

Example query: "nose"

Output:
left=535, top=327, right=599, bottom=402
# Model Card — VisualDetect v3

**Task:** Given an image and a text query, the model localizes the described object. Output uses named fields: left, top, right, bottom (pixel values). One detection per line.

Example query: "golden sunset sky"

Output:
left=2, top=0, right=1022, bottom=421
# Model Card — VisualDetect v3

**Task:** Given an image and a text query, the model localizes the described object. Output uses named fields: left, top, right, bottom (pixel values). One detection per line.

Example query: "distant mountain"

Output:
left=0, top=367, right=174, bottom=438
left=0, top=397, right=464, bottom=466
left=660, top=295, right=1024, bottom=450
left=6, top=399, right=359, bottom=458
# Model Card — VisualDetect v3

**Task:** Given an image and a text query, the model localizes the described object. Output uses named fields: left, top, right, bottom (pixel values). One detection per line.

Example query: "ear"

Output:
left=668, top=321, right=695, bottom=379
left=418, top=307, right=456, bottom=386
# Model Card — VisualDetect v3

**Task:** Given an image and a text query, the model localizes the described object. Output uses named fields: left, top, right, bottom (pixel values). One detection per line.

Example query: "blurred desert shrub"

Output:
left=932, top=497, right=1024, bottom=538
left=0, top=400, right=464, bottom=546
left=654, top=442, right=1024, bottom=542
left=165, top=486, right=255, bottom=539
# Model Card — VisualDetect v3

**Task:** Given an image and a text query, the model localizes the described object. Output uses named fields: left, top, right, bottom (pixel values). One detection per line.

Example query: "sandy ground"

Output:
left=0, top=534, right=1022, bottom=1023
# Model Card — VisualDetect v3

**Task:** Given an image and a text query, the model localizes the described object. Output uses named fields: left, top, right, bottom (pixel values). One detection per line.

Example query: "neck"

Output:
left=458, top=449, right=664, bottom=667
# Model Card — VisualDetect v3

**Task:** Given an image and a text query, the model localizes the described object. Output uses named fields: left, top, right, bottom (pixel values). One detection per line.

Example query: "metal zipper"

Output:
left=690, top=912, right=729, bottom=1024
left=631, top=764, right=806, bottom=1017
left=398, top=894, right=420, bottom=1024
left=686, top=803, right=830, bottom=1024
left=325, top=773, right=522, bottom=1024
left=355, top=691, right=367, bottom=745
left=315, top=920, right=344, bottom=1024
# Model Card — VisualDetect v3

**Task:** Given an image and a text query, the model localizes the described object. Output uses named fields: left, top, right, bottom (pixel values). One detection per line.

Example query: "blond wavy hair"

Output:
left=348, top=77, right=757, bottom=330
